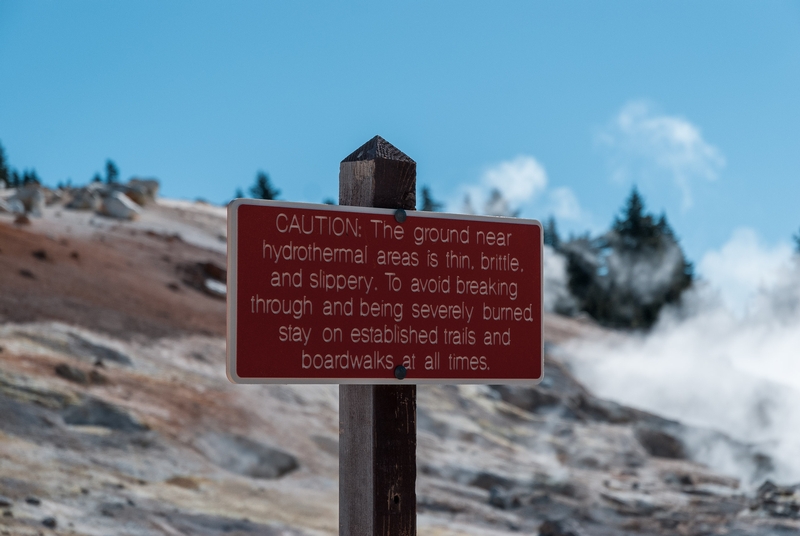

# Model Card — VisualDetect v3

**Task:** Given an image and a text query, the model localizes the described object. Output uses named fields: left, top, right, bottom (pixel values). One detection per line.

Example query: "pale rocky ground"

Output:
left=1, top=195, right=798, bottom=535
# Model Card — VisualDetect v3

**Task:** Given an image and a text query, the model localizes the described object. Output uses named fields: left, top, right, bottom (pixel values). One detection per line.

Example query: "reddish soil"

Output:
left=0, top=221, right=226, bottom=339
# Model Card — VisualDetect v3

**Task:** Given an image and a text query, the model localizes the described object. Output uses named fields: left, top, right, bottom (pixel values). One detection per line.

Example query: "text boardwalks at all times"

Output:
left=227, top=199, right=543, bottom=384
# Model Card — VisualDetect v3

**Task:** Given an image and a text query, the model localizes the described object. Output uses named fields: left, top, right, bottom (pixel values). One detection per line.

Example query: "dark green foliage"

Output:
left=794, top=228, right=800, bottom=254
left=563, top=187, right=693, bottom=330
left=249, top=171, right=279, bottom=200
left=612, top=187, right=671, bottom=251
left=9, top=170, right=20, bottom=188
left=21, top=169, right=41, bottom=185
left=420, top=186, right=443, bottom=212
left=105, top=160, right=119, bottom=184
left=0, top=141, right=8, bottom=188
left=92, top=173, right=102, bottom=183
left=543, top=216, right=560, bottom=249
left=323, top=198, right=336, bottom=205
left=234, top=187, right=244, bottom=199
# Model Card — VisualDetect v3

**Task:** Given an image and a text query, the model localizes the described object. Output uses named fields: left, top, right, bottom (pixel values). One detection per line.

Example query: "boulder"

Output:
left=61, top=398, right=148, bottom=431
left=98, top=191, right=141, bottom=220
left=120, top=184, right=150, bottom=206
left=66, top=187, right=101, bottom=211
left=127, top=178, right=159, bottom=204
left=751, top=480, right=800, bottom=518
left=9, top=184, right=45, bottom=216
left=196, top=432, right=299, bottom=479
left=0, top=198, right=13, bottom=214
left=44, top=188, right=65, bottom=206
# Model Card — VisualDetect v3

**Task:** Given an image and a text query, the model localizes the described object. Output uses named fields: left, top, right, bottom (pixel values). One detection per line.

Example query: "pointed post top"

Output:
left=339, top=135, right=416, bottom=210
left=342, top=135, right=415, bottom=164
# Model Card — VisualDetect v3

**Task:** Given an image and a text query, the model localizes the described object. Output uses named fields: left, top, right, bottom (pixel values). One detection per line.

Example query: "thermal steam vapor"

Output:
left=556, top=234, right=800, bottom=486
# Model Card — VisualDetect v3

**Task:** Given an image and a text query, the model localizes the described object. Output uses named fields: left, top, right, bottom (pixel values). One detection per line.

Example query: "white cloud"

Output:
left=547, top=187, right=582, bottom=221
left=699, top=227, right=794, bottom=316
left=600, top=101, right=726, bottom=209
left=449, top=155, right=548, bottom=216
left=482, top=155, right=548, bottom=201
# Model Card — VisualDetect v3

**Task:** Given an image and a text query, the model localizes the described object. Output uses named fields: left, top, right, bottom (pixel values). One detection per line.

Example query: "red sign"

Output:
left=227, top=200, right=542, bottom=384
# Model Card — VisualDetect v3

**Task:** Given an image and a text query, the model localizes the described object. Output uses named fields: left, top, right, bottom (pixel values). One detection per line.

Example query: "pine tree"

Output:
left=22, top=169, right=41, bottom=185
left=105, top=160, right=119, bottom=184
left=543, top=216, right=560, bottom=249
left=249, top=171, right=279, bottom=200
left=234, top=187, right=244, bottom=199
left=794, top=228, right=800, bottom=254
left=92, top=173, right=102, bottom=183
left=420, top=186, right=443, bottom=212
left=0, top=141, right=9, bottom=188
left=613, top=186, right=662, bottom=250
left=563, top=187, right=693, bottom=330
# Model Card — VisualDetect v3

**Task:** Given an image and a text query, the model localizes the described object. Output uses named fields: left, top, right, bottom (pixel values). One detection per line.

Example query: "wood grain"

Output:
left=339, top=135, right=417, bottom=535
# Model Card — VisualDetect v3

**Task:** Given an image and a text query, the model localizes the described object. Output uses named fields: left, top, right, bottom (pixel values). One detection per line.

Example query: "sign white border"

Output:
left=227, top=199, right=544, bottom=385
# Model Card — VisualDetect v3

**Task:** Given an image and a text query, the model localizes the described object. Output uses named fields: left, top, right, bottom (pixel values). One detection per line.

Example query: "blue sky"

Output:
left=1, top=1, right=799, bottom=301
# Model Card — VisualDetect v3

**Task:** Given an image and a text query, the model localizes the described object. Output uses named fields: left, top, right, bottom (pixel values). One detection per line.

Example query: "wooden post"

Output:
left=339, top=136, right=417, bottom=536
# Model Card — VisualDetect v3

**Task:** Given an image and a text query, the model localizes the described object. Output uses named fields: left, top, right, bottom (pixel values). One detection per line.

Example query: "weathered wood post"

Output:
left=339, top=136, right=417, bottom=536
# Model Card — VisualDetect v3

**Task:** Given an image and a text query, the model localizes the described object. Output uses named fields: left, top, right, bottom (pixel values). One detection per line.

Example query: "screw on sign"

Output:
left=226, top=136, right=543, bottom=536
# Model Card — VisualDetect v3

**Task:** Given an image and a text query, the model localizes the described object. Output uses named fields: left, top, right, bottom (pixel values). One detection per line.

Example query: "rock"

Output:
left=0, top=496, right=11, bottom=507
left=19, top=268, right=35, bottom=279
left=538, top=519, right=578, bottom=536
left=127, top=178, right=159, bottom=204
left=751, top=480, right=800, bottom=518
left=7, top=198, right=25, bottom=214
left=9, top=185, right=45, bottom=216
left=196, top=433, right=299, bottom=479
left=14, top=214, right=30, bottom=225
left=54, top=363, right=88, bottom=385
left=32, top=249, right=48, bottom=261
left=470, top=471, right=517, bottom=491
left=179, top=262, right=227, bottom=299
left=635, top=426, right=686, bottom=459
left=66, top=187, right=101, bottom=210
left=488, top=486, right=521, bottom=509
left=0, top=198, right=13, bottom=213
left=25, top=496, right=41, bottom=505
left=98, top=191, right=141, bottom=220
left=117, top=184, right=149, bottom=206
left=44, top=188, right=65, bottom=206
left=61, top=398, right=148, bottom=431
left=67, top=333, right=132, bottom=366
left=493, top=385, right=561, bottom=413
left=88, top=369, right=108, bottom=385
left=42, top=516, right=57, bottom=528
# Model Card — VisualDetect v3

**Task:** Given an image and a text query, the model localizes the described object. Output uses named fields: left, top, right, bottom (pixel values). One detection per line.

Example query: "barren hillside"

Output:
left=0, top=199, right=797, bottom=535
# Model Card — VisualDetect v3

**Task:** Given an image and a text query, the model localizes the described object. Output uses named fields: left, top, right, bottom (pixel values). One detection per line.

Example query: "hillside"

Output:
left=0, top=198, right=797, bottom=535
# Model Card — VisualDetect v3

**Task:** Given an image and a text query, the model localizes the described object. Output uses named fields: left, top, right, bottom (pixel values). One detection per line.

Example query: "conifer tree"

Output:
left=0, top=141, right=8, bottom=188
left=22, top=169, right=41, bottom=185
left=544, top=216, right=560, bottom=249
left=613, top=186, right=662, bottom=250
left=794, top=228, right=800, bottom=254
left=563, top=186, right=693, bottom=330
left=249, top=171, right=279, bottom=200
left=105, top=160, right=119, bottom=184
left=420, top=186, right=443, bottom=212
